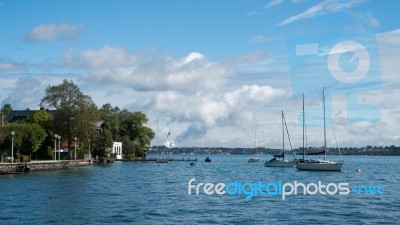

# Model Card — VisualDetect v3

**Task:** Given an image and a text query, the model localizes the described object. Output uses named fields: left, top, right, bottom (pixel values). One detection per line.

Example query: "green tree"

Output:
left=92, top=129, right=113, bottom=158
left=99, top=104, right=155, bottom=158
left=99, top=103, right=121, bottom=141
left=1, top=104, right=12, bottom=115
left=40, top=79, right=99, bottom=158
left=27, top=109, right=54, bottom=130
left=120, top=110, right=155, bottom=158
left=0, top=123, right=47, bottom=159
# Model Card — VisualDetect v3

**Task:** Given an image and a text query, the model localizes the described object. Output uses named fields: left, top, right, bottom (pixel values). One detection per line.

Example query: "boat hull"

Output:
left=296, top=161, right=343, bottom=171
left=156, top=159, right=169, bottom=163
left=248, top=158, right=260, bottom=163
left=264, top=160, right=295, bottom=167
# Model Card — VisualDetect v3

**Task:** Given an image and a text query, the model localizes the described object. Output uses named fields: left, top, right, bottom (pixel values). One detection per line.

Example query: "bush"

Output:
left=20, top=155, right=30, bottom=162
left=45, top=146, right=54, bottom=160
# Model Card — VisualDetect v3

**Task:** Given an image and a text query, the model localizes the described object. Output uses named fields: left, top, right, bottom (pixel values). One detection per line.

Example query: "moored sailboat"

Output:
left=248, top=130, right=260, bottom=163
left=296, top=90, right=343, bottom=171
left=265, top=111, right=296, bottom=167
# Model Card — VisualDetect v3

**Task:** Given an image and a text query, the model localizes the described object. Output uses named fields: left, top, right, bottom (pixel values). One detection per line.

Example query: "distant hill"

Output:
left=148, top=145, right=400, bottom=156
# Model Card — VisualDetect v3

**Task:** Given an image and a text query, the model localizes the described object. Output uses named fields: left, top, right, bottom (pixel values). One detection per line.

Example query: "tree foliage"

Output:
left=0, top=80, right=155, bottom=160
left=1, top=104, right=12, bottom=115
left=99, top=104, right=155, bottom=158
left=27, top=109, right=54, bottom=130
left=0, top=123, right=47, bottom=157
left=40, top=79, right=99, bottom=157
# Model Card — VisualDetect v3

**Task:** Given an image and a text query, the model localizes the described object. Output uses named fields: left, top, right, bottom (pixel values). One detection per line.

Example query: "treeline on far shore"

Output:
left=148, top=145, right=400, bottom=156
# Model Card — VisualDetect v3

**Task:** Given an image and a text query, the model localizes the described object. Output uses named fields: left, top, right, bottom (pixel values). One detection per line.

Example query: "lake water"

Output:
left=1, top=155, right=399, bottom=224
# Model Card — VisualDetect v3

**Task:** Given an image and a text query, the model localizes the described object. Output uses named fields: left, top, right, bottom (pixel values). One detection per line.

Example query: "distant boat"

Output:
left=204, top=136, right=211, bottom=162
left=247, top=130, right=260, bottom=163
left=295, top=90, right=343, bottom=171
left=247, top=157, right=260, bottom=163
left=156, top=158, right=168, bottom=163
left=265, top=111, right=296, bottom=167
left=190, top=162, right=197, bottom=166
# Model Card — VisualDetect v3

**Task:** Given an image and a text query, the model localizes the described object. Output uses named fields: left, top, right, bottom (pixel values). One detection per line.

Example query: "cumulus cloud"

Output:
left=278, top=0, right=365, bottom=26
left=0, top=60, right=24, bottom=72
left=1, top=76, right=46, bottom=109
left=150, top=85, right=285, bottom=131
left=176, top=123, right=207, bottom=142
left=25, top=23, right=84, bottom=42
left=66, top=46, right=233, bottom=92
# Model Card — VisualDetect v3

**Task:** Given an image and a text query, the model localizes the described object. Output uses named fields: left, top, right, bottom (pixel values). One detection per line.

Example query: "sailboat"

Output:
left=248, top=130, right=260, bottom=163
left=296, top=90, right=344, bottom=171
left=264, top=111, right=296, bottom=167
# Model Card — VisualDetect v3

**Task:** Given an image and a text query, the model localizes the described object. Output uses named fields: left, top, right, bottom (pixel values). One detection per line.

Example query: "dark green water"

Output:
left=0, top=155, right=399, bottom=224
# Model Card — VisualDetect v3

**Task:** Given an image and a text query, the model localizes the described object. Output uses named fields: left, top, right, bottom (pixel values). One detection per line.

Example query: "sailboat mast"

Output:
left=302, top=93, right=305, bottom=161
left=254, top=130, right=257, bottom=152
left=282, top=111, right=285, bottom=160
left=156, top=119, right=159, bottom=159
left=282, top=111, right=284, bottom=151
left=323, top=89, right=327, bottom=161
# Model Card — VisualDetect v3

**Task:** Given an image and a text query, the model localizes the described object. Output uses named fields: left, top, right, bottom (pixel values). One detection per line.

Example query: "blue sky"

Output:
left=1, top=0, right=400, bottom=148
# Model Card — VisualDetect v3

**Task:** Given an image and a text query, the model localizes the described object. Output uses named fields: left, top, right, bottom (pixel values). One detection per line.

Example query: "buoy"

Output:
left=356, top=168, right=361, bottom=173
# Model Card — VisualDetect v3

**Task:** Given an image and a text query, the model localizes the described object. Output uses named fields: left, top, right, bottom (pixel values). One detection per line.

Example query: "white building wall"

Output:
left=112, top=142, right=123, bottom=159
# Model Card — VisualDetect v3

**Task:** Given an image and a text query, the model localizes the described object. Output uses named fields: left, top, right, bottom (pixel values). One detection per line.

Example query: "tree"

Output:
left=40, top=79, right=99, bottom=158
left=120, top=110, right=155, bottom=157
left=1, top=104, right=12, bottom=115
left=99, top=104, right=155, bottom=158
left=99, top=103, right=121, bottom=141
left=0, top=123, right=47, bottom=159
left=92, top=129, right=113, bottom=158
left=27, top=109, right=54, bottom=130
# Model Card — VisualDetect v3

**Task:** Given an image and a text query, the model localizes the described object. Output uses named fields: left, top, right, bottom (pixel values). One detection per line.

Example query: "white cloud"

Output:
left=246, top=11, right=257, bottom=16
left=1, top=77, right=44, bottom=109
left=25, top=23, right=84, bottom=42
left=0, top=61, right=24, bottom=72
left=150, top=85, right=285, bottom=129
left=0, top=74, right=78, bottom=110
left=278, top=0, right=365, bottom=26
left=66, top=46, right=233, bottom=92
left=265, top=0, right=284, bottom=9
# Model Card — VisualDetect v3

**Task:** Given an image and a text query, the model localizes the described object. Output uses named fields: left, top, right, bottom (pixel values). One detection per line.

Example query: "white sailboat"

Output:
left=265, top=111, right=296, bottom=167
left=248, top=130, right=260, bottom=163
left=296, top=90, right=344, bottom=171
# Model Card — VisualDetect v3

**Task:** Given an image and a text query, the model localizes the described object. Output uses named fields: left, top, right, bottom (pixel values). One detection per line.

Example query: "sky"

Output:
left=1, top=0, right=399, bottom=149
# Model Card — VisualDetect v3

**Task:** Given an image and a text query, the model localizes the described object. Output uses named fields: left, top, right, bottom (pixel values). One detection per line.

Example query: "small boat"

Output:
left=156, top=159, right=169, bottom=163
left=248, top=157, right=260, bottom=163
left=205, top=157, right=212, bottom=162
left=295, top=90, right=343, bottom=171
left=265, top=111, right=296, bottom=167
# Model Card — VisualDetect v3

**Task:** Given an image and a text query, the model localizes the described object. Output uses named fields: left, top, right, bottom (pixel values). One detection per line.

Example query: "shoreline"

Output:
left=0, top=160, right=92, bottom=174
